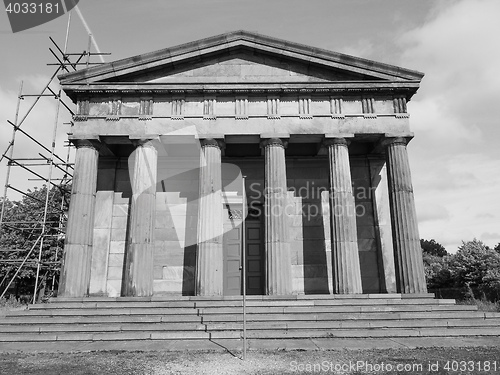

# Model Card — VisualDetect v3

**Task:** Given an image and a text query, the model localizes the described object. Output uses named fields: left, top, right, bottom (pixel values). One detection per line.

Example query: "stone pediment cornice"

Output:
left=58, top=31, right=424, bottom=90
left=63, top=81, right=420, bottom=100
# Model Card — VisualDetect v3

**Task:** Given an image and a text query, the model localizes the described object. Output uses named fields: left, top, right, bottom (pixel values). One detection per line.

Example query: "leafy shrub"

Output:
left=448, top=239, right=500, bottom=301
left=0, top=296, right=25, bottom=310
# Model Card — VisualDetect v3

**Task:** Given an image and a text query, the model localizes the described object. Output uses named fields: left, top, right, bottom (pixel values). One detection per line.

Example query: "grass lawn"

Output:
left=1, top=347, right=499, bottom=375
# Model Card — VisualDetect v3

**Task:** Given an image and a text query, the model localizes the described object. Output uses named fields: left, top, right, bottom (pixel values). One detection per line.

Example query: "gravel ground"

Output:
left=1, top=346, right=499, bottom=375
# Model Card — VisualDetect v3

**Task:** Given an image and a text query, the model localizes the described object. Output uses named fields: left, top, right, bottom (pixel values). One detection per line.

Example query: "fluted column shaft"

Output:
left=385, top=137, right=427, bottom=293
left=123, top=141, right=157, bottom=296
left=59, top=140, right=99, bottom=297
left=262, top=138, right=292, bottom=295
left=326, top=138, right=363, bottom=294
left=196, top=139, right=224, bottom=296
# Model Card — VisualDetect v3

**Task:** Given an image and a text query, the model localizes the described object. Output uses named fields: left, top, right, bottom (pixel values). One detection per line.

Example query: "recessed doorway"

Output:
left=222, top=205, right=264, bottom=295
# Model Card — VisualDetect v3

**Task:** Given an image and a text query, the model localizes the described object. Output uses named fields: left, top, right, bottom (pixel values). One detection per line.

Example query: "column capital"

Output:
left=260, top=137, right=289, bottom=149
left=323, top=137, right=351, bottom=147
left=129, top=135, right=160, bottom=148
left=381, top=133, right=414, bottom=148
left=68, top=136, right=101, bottom=151
left=200, top=138, right=225, bottom=150
left=382, top=137, right=407, bottom=148
left=74, top=139, right=101, bottom=151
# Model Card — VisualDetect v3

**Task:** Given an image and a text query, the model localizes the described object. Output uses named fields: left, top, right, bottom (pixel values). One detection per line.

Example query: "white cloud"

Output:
left=414, top=153, right=500, bottom=252
left=408, top=97, right=482, bottom=150
left=337, top=39, right=374, bottom=59
left=418, top=202, right=450, bottom=223
left=397, top=0, right=500, bottom=251
left=0, top=75, right=73, bottom=202
left=400, top=0, right=500, bottom=141
left=477, top=213, right=495, bottom=219
left=481, top=232, right=500, bottom=242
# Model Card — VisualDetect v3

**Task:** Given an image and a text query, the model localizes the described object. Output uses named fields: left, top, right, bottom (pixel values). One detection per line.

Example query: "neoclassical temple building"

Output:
left=58, top=31, right=427, bottom=298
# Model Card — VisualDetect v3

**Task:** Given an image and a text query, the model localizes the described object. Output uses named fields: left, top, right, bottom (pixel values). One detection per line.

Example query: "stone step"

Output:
left=4, top=317, right=499, bottom=335
left=198, top=305, right=478, bottom=314
left=2, top=293, right=494, bottom=344
left=204, top=318, right=500, bottom=331
left=10, top=308, right=201, bottom=316
left=13, top=306, right=498, bottom=318
left=3, top=310, right=494, bottom=326
left=15, top=304, right=479, bottom=318
left=237, top=327, right=500, bottom=339
left=2, top=326, right=500, bottom=342
left=430, top=305, right=478, bottom=311
left=198, top=311, right=492, bottom=322
left=1, top=315, right=197, bottom=324
left=0, top=331, right=213, bottom=342
left=37, top=298, right=456, bottom=309
left=0, top=322, right=207, bottom=333
left=49, top=293, right=436, bottom=303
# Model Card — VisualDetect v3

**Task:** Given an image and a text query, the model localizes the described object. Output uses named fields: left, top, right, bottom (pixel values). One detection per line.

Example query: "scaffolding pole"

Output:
left=0, top=235, right=42, bottom=299
left=0, top=82, right=23, bottom=227
left=0, top=11, right=110, bottom=302
left=33, top=86, right=62, bottom=303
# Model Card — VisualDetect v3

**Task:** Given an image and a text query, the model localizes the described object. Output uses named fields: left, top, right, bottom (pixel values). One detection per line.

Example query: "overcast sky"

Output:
left=0, top=0, right=499, bottom=252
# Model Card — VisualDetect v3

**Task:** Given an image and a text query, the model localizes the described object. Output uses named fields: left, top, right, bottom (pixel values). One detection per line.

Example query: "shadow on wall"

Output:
left=302, top=198, right=330, bottom=294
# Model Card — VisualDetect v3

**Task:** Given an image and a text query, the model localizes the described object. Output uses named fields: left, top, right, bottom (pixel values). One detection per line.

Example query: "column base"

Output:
left=196, top=241, right=223, bottom=296
left=123, top=243, right=154, bottom=297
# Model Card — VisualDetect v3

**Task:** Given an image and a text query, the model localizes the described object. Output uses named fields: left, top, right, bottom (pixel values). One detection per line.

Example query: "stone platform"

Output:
left=1, top=294, right=499, bottom=349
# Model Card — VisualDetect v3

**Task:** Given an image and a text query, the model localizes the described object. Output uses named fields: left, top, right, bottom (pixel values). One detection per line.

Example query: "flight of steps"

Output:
left=1, top=294, right=500, bottom=343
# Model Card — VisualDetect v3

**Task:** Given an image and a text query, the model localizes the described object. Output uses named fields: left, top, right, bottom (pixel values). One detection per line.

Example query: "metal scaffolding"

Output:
left=0, top=13, right=110, bottom=303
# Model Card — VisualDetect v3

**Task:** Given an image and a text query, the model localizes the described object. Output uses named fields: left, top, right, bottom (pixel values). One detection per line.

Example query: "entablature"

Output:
left=71, top=89, right=411, bottom=123
left=63, top=81, right=420, bottom=102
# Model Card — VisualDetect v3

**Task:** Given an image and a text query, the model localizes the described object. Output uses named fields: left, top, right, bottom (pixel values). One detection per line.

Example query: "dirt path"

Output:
left=1, top=346, right=499, bottom=374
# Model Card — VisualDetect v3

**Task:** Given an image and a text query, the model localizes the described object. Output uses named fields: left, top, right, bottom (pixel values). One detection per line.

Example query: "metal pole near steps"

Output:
left=242, top=175, right=247, bottom=360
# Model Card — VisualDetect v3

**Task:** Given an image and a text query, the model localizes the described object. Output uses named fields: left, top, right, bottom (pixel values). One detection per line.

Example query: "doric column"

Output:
left=325, top=138, right=363, bottom=294
left=123, top=140, right=157, bottom=296
left=261, top=138, right=292, bottom=295
left=384, top=137, right=427, bottom=293
left=196, top=138, right=224, bottom=296
left=59, top=139, right=99, bottom=297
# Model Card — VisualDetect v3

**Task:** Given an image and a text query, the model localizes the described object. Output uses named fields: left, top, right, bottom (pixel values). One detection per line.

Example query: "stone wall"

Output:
left=351, top=158, right=382, bottom=293
left=89, top=155, right=389, bottom=296
left=107, top=194, right=128, bottom=297
left=286, top=159, right=331, bottom=294
left=153, top=192, right=197, bottom=295
left=153, top=157, right=199, bottom=295
left=89, top=158, right=131, bottom=297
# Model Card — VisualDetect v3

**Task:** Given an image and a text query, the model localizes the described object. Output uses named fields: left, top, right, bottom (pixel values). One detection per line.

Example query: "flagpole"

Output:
left=242, top=175, right=247, bottom=360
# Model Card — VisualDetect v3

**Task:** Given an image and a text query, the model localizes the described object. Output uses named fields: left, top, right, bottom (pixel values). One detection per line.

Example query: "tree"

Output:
left=420, top=240, right=452, bottom=290
left=447, top=239, right=500, bottom=300
left=422, top=252, right=453, bottom=289
left=494, top=243, right=500, bottom=254
left=0, top=185, right=68, bottom=298
left=420, top=239, right=448, bottom=257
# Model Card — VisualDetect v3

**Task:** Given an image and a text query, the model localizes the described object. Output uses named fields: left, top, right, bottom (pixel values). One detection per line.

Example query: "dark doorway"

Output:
left=222, top=206, right=264, bottom=295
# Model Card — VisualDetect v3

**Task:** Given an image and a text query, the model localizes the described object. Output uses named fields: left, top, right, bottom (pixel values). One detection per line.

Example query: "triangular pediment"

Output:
left=59, top=30, right=423, bottom=86
left=129, top=50, right=378, bottom=84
